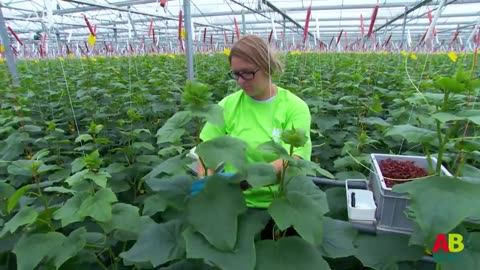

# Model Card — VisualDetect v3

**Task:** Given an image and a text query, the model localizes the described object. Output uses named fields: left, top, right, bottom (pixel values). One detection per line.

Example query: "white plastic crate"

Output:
left=369, top=153, right=452, bottom=233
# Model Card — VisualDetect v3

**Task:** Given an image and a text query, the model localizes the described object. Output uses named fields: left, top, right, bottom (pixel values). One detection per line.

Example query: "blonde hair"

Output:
left=228, top=34, right=283, bottom=77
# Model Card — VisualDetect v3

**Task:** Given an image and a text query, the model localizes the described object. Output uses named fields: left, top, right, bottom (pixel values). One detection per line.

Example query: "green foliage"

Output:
left=0, top=52, right=478, bottom=269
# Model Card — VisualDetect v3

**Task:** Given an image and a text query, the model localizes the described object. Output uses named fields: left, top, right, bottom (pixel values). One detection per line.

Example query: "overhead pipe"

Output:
left=7, top=11, right=476, bottom=38
left=197, top=12, right=480, bottom=25
left=398, top=0, right=463, bottom=32
left=229, top=0, right=299, bottom=35
left=14, top=0, right=157, bottom=18
left=194, top=0, right=479, bottom=18
left=374, top=0, right=432, bottom=34
left=262, top=0, right=314, bottom=39
left=52, top=30, right=469, bottom=45
left=61, top=0, right=234, bottom=33
left=46, top=21, right=475, bottom=36
left=51, top=24, right=469, bottom=38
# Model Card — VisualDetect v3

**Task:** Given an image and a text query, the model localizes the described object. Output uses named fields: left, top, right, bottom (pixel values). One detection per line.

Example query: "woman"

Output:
left=196, top=34, right=312, bottom=210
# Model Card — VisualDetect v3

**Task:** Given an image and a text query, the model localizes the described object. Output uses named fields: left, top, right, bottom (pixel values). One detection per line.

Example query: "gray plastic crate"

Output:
left=368, top=153, right=452, bottom=234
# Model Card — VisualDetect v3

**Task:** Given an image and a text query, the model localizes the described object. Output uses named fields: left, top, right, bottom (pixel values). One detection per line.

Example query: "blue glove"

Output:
left=190, top=172, right=235, bottom=195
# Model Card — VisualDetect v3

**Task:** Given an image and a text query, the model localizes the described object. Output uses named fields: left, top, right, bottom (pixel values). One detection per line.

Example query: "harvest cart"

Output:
left=310, top=176, right=437, bottom=267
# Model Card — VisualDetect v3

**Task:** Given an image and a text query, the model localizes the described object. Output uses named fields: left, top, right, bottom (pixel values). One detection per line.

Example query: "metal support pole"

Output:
left=242, top=10, right=246, bottom=34
left=400, top=6, right=407, bottom=48
left=424, top=0, right=447, bottom=45
left=56, top=31, right=61, bottom=55
left=184, top=0, right=194, bottom=81
left=0, top=5, right=20, bottom=86
left=114, top=27, right=118, bottom=46
left=127, top=7, right=138, bottom=40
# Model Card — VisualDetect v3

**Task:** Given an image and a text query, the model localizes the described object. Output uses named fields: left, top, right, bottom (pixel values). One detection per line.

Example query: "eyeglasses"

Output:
left=228, top=68, right=260, bottom=81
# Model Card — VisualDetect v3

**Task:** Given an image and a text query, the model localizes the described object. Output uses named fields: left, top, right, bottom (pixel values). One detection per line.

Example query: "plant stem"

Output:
left=454, top=52, right=478, bottom=177
left=442, top=91, right=449, bottom=112
left=95, top=255, right=109, bottom=270
left=424, top=146, right=434, bottom=175
left=279, top=144, right=294, bottom=194
left=33, top=173, right=49, bottom=212
left=109, top=248, right=118, bottom=270
left=35, top=218, right=55, bottom=230
left=85, top=244, right=105, bottom=249
left=435, top=120, right=445, bottom=174
left=279, top=160, right=287, bottom=194
left=195, top=118, right=200, bottom=146
left=121, top=240, right=128, bottom=255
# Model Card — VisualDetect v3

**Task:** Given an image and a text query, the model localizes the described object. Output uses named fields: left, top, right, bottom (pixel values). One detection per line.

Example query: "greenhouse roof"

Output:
left=1, top=0, right=480, bottom=51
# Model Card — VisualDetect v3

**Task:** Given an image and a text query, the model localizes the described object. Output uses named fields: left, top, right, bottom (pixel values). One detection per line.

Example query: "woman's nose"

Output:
left=237, top=77, right=246, bottom=84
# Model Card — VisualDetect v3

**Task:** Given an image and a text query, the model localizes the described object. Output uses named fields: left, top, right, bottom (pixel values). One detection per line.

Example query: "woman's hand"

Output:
left=196, top=158, right=214, bottom=178
left=270, top=155, right=302, bottom=176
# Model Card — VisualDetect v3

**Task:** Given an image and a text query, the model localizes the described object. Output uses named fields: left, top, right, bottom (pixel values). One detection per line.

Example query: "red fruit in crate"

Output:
left=379, top=158, right=429, bottom=188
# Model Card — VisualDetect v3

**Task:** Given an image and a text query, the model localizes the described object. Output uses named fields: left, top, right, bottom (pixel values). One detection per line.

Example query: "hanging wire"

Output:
left=58, top=55, right=86, bottom=156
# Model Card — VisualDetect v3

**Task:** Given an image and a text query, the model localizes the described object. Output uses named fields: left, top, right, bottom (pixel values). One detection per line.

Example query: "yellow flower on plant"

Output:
left=401, top=50, right=407, bottom=56
left=58, top=57, right=64, bottom=61
left=167, top=54, right=175, bottom=59
left=181, top=29, right=187, bottom=39
left=81, top=56, right=87, bottom=60
left=448, top=51, right=457, bottom=63
left=223, top=48, right=231, bottom=56
left=90, top=57, right=97, bottom=61
left=0, top=45, right=4, bottom=52
left=88, top=34, right=96, bottom=47
left=68, top=53, right=74, bottom=59
left=290, top=50, right=301, bottom=55
left=410, top=53, right=418, bottom=60
left=0, top=58, right=5, bottom=63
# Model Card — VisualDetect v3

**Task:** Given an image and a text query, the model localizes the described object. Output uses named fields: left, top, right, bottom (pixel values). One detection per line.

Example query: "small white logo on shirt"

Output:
left=272, top=128, right=281, bottom=142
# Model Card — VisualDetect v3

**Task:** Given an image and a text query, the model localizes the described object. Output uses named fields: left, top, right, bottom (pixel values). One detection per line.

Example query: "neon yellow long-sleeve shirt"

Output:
left=199, top=87, right=312, bottom=208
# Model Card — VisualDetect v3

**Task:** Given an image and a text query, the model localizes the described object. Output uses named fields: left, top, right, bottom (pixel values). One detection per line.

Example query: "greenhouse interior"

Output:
left=1, top=0, right=480, bottom=269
